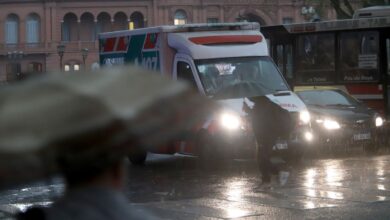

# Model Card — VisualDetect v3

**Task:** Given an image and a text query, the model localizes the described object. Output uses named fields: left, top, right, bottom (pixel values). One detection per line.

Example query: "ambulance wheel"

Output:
left=128, top=149, right=147, bottom=165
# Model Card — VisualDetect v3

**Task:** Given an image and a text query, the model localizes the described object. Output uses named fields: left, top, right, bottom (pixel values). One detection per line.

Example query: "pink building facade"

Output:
left=0, top=0, right=336, bottom=83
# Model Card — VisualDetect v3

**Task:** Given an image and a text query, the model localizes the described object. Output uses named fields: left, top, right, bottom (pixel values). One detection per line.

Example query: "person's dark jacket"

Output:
left=247, top=96, right=293, bottom=140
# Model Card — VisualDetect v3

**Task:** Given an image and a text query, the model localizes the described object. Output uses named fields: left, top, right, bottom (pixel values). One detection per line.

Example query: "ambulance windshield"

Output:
left=195, top=56, right=289, bottom=99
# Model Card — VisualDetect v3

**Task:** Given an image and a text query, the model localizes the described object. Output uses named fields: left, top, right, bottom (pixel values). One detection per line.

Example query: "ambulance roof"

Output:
left=98, top=22, right=260, bottom=38
left=167, top=30, right=268, bottom=59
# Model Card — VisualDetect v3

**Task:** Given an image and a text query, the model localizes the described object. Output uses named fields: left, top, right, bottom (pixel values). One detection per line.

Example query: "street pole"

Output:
left=81, top=48, right=89, bottom=71
left=57, top=44, right=65, bottom=72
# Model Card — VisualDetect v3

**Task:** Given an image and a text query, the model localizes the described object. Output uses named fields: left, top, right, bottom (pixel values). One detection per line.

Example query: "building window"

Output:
left=96, top=12, right=111, bottom=36
left=174, top=10, right=187, bottom=25
left=26, top=13, right=40, bottom=44
left=28, top=62, right=43, bottom=73
left=282, top=17, right=293, bottom=24
left=64, top=63, right=80, bottom=72
left=62, top=13, right=78, bottom=42
left=5, top=14, right=19, bottom=44
left=113, top=12, right=128, bottom=31
left=80, top=13, right=95, bottom=41
left=207, top=18, right=219, bottom=23
left=130, top=12, right=145, bottom=29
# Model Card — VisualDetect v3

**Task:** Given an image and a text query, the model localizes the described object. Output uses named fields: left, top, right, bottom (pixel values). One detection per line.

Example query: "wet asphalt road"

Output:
left=2, top=150, right=390, bottom=219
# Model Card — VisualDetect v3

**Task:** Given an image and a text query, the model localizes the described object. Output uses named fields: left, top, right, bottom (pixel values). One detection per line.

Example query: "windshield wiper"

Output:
left=326, top=103, right=352, bottom=107
left=308, top=103, right=324, bottom=107
left=273, top=91, right=291, bottom=96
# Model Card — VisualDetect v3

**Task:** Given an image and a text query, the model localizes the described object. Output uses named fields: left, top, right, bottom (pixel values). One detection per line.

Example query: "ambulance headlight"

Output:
left=375, top=116, right=384, bottom=127
left=323, top=119, right=341, bottom=130
left=220, top=113, right=241, bottom=130
left=299, top=111, right=311, bottom=124
left=304, top=131, right=313, bottom=141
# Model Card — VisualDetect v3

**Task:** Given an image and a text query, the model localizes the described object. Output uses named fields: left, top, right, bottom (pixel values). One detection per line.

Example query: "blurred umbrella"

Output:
left=0, top=66, right=215, bottom=189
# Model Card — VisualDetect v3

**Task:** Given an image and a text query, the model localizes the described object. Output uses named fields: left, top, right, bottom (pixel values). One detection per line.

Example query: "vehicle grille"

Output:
left=344, top=120, right=371, bottom=130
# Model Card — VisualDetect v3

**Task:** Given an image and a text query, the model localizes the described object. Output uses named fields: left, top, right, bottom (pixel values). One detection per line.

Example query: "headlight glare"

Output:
left=375, top=116, right=384, bottom=127
left=323, top=119, right=340, bottom=130
left=220, top=113, right=241, bottom=130
left=304, top=131, right=313, bottom=141
left=300, top=111, right=311, bottom=124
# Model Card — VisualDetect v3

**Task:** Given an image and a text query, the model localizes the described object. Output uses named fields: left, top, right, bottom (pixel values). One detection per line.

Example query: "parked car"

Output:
left=294, top=86, right=384, bottom=154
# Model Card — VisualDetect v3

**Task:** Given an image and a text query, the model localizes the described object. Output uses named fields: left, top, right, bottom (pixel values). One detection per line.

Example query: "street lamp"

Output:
left=81, top=48, right=89, bottom=70
left=57, top=44, right=65, bottom=71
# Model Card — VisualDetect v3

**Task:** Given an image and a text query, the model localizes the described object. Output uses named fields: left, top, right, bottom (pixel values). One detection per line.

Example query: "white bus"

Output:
left=353, top=5, right=390, bottom=19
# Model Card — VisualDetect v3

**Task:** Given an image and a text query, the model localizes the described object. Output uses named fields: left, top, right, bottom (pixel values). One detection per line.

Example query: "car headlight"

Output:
left=375, top=116, right=384, bottom=127
left=304, top=131, right=313, bottom=141
left=300, top=111, right=311, bottom=124
left=323, top=119, right=341, bottom=130
left=220, top=112, right=241, bottom=130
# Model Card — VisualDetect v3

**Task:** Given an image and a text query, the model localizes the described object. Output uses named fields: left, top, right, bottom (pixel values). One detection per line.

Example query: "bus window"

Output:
left=339, top=31, right=379, bottom=82
left=296, top=33, right=335, bottom=84
left=387, top=38, right=390, bottom=115
left=387, top=39, right=390, bottom=78
left=276, top=45, right=284, bottom=73
left=285, top=44, right=293, bottom=80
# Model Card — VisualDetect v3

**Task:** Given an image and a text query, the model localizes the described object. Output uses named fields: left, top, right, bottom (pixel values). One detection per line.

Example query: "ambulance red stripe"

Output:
left=116, top=37, right=128, bottom=51
left=103, top=38, right=116, bottom=52
left=189, top=35, right=262, bottom=45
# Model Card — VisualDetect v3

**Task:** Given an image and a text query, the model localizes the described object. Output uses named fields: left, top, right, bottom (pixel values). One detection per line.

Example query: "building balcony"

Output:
left=57, top=41, right=99, bottom=53
left=0, top=41, right=99, bottom=55
left=0, top=43, right=48, bottom=55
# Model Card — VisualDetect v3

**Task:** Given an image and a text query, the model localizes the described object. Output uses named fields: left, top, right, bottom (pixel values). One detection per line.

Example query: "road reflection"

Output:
left=304, top=168, right=317, bottom=187
left=303, top=160, right=347, bottom=200
left=324, top=160, right=345, bottom=187
left=3, top=153, right=390, bottom=218
left=225, top=179, right=245, bottom=201
left=223, top=178, right=252, bottom=218
left=226, top=207, right=250, bottom=219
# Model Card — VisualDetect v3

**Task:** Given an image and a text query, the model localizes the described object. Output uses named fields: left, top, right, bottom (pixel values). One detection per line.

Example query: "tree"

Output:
left=306, top=0, right=389, bottom=19
left=330, top=0, right=355, bottom=19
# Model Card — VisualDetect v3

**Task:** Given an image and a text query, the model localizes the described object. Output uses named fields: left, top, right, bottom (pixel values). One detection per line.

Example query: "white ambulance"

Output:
left=99, top=23, right=312, bottom=164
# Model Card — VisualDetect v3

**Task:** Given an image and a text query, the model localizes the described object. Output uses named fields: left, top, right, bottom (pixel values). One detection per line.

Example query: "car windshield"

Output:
left=195, top=56, right=289, bottom=99
left=296, top=89, right=360, bottom=107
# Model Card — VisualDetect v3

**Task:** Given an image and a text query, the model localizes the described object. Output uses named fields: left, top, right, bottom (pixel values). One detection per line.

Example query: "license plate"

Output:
left=353, top=132, right=371, bottom=141
left=275, top=140, right=288, bottom=150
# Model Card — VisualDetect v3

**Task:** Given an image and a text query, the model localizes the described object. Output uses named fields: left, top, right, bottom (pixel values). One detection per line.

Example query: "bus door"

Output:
left=385, top=34, right=390, bottom=117
left=272, top=43, right=294, bottom=87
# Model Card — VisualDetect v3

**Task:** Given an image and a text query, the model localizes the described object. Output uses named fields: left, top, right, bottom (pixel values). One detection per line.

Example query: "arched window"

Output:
left=130, top=12, right=144, bottom=29
left=5, top=14, right=19, bottom=44
left=174, top=10, right=187, bottom=25
left=237, top=12, right=266, bottom=26
left=62, top=13, right=78, bottom=41
left=96, top=12, right=111, bottom=34
left=26, top=13, right=40, bottom=43
left=80, top=13, right=95, bottom=41
left=113, top=12, right=128, bottom=31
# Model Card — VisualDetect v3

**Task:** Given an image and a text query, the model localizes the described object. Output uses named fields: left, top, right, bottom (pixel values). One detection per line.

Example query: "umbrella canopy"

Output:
left=0, top=66, right=215, bottom=189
